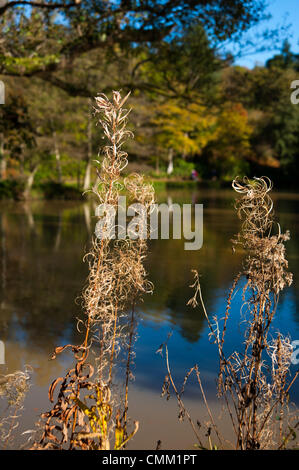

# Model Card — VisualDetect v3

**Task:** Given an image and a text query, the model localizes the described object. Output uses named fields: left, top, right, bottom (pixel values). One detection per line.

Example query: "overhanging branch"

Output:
left=0, top=0, right=80, bottom=16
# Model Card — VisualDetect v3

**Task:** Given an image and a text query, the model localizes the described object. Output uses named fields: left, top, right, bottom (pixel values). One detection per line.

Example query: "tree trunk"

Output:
left=167, top=148, right=174, bottom=175
left=54, top=214, right=62, bottom=252
left=0, top=133, right=6, bottom=180
left=53, top=130, right=62, bottom=184
left=0, top=213, right=7, bottom=309
left=23, top=165, right=39, bottom=200
left=83, top=160, right=92, bottom=191
left=155, top=155, right=160, bottom=174
left=83, top=203, right=91, bottom=233
left=19, top=144, right=25, bottom=177
left=23, top=203, right=35, bottom=231
left=83, top=98, right=93, bottom=191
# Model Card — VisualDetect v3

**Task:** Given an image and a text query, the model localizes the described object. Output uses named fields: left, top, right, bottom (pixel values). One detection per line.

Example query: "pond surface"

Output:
left=0, top=188, right=299, bottom=449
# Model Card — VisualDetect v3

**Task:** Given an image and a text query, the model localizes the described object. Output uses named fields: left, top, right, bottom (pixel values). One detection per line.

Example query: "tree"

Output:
left=266, top=40, right=299, bottom=71
left=150, top=98, right=216, bottom=174
left=0, top=1, right=268, bottom=98
left=203, top=102, right=252, bottom=179
left=135, top=24, right=223, bottom=102
left=0, top=90, right=35, bottom=181
left=221, top=58, right=299, bottom=174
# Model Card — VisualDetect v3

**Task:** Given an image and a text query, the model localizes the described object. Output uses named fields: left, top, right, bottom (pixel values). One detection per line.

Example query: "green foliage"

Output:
left=0, top=1, right=268, bottom=84
left=151, top=98, right=215, bottom=156
left=165, top=180, right=198, bottom=189
left=0, top=54, right=60, bottom=75
left=266, top=40, right=299, bottom=71
left=0, top=90, right=35, bottom=151
left=40, top=182, right=82, bottom=200
left=172, top=159, right=196, bottom=179
left=0, top=9, right=298, bottom=193
left=139, top=24, right=221, bottom=100
left=218, top=155, right=250, bottom=182
left=0, top=179, right=25, bottom=200
left=33, top=156, right=57, bottom=184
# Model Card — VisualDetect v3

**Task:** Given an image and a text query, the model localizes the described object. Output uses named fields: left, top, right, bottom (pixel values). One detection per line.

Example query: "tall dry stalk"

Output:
left=161, top=176, right=298, bottom=450
left=31, top=91, right=155, bottom=450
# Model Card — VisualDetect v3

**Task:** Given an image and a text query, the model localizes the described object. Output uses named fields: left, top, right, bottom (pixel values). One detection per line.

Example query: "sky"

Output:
left=233, top=0, right=299, bottom=68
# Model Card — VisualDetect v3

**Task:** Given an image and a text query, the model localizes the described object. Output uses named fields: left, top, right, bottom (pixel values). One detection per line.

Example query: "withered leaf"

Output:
left=49, top=377, right=64, bottom=403
left=50, top=344, right=78, bottom=360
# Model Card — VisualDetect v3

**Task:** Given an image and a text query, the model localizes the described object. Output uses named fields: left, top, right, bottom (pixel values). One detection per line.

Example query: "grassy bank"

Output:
left=0, top=178, right=233, bottom=200
left=0, top=180, right=83, bottom=201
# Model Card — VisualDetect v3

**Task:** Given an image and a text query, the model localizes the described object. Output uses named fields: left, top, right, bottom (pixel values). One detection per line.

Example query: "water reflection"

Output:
left=0, top=189, right=298, bottom=448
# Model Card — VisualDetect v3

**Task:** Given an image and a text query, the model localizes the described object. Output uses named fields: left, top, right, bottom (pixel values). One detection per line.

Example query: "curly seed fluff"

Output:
left=0, top=369, right=31, bottom=447
left=222, top=177, right=296, bottom=449
left=232, top=176, right=292, bottom=297
left=185, top=176, right=298, bottom=450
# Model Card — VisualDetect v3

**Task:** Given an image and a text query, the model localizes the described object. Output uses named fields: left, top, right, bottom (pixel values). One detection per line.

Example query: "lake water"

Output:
left=0, top=188, right=298, bottom=449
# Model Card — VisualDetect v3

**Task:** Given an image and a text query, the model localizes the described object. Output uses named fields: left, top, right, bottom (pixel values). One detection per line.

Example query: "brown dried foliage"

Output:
left=31, top=91, right=154, bottom=450
left=162, top=176, right=298, bottom=450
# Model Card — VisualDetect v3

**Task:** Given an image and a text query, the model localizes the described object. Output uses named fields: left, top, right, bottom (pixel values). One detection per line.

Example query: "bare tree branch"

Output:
left=0, top=0, right=80, bottom=16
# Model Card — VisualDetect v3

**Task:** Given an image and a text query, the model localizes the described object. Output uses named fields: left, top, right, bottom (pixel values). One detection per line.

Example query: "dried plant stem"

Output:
left=163, top=176, right=298, bottom=451
left=193, top=368, right=223, bottom=447
left=123, top=301, right=136, bottom=431
left=164, top=345, right=205, bottom=448
left=32, top=91, right=155, bottom=450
